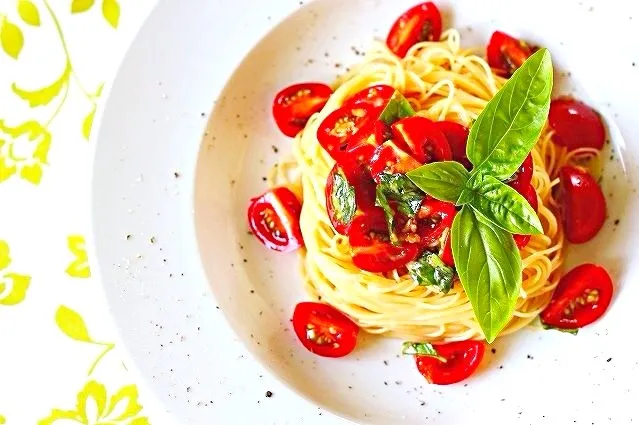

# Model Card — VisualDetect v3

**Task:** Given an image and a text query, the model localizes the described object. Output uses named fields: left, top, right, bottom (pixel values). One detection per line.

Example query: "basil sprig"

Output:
left=406, top=49, right=553, bottom=342
left=407, top=252, right=454, bottom=294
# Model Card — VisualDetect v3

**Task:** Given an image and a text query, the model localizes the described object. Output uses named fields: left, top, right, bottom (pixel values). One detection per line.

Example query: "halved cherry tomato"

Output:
left=415, top=340, right=485, bottom=385
left=392, top=116, right=452, bottom=164
left=559, top=166, right=606, bottom=244
left=374, top=120, right=394, bottom=145
left=486, top=31, right=534, bottom=77
left=440, top=231, right=455, bottom=267
left=540, top=264, right=613, bottom=329
left=434, top=121, right=471, bottom=169
left=317, top=104, right=376, bottom=163
left=512, top=184, right=539, bottom=249
left=343, top=84, right=395, bottom=112
left=292, top=302, right=359, bottom=358
left=273, top=83, right=332, bottom=137
left=369, top=140, right=422, bottom=182
left=508, top=154, right=533, bottom=193
left=416, top=198, right=456, bottom=248
left=325, top=162, right=376, bottom=234
left=347, top=208, right=420, bottom=273
left=247, top=187, right=304, bottom=252
left=549, top=97, right=606, bottom=151
left=387, top=2, right=443, bottom=58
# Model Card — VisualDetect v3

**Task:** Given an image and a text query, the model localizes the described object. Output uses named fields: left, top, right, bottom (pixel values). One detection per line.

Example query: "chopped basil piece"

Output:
left=374, top=172, right=425, bottom=245
left=407, top=253, right=454, bottom=294
left=330, top=169, right=357, bottom=227
left=401, top=342, right=446, bottom=362
left=541, top=322, right=579, bottom=335
left=378, top=91, right=415, bottom=125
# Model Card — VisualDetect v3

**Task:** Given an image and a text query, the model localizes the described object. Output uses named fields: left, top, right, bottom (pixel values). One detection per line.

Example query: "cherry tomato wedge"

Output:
left=325, top=162, right=376, bottom=234
left=292, top=302, right=359, bottom=358
left=512, top=184, right=539, bottom=249
left=549, top=97, right=606, bottom=151
left=540, top=264, right=613, bottom=330
left=440, top=231, right=455, bottom=267
left=369, top=140, right=422, bottom=182
left=508, top=154, right=533, bottom=193
left=387, top=2, right=443, bottom=58
left=273, top=83, right=332, bottom=137
left=343, top=84, right=395, bottom=112
left=317, top=104, right=376, bottom=163
left=415, top=340, right=485, bottom=385
left=416, top=198, right=456, bottom=248
left=486, top=31, right=534, bottom=77
left=247, top=187, right=304, bottom=252
left=347, top=208, right=420, bottom=273
left=559, top=166, right=606, bottom=244
left=392, top=116, right=452, bottom=164
left=374, top=120, right=394, bottom=145
left=434, top=121, right=471, bottom=169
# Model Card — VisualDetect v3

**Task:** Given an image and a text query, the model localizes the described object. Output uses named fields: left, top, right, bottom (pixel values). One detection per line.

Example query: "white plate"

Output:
left=90, top=0, right=639, bottom=423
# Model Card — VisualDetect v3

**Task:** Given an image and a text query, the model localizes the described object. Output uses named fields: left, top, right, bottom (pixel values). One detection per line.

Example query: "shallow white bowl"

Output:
left=91, top=0, right=639, bottom=423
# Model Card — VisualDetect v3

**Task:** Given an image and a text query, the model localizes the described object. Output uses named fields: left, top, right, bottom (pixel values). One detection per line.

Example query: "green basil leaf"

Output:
left=401, top=342, right=446, bottom=362
left=375, top=185, right=396, bottom=244
left=375, top=173, right=425, bottom=245
left=407, top=252, right=454, bottom=294
left=541, top=322, right=579, bottom=335
left=407, top=161, right=471, bottom=205
left=378, top=91, right=415, bottom=125
left=451, top=206, right=522, bottom=343
left=467, top=49, right=553, bottom=180
left=464, top=174, right=543, bottom=235
left=329, top=169, right=357, bottom=228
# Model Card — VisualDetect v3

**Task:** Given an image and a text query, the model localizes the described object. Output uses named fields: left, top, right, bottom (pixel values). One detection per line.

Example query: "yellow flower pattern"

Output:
left=38, top=380, right=150, bottom=425
left=0, top=120, right=51, bottom=185
left=66, top=235, right=91, bottom=278
left=0, top=240, right=31, bottom=306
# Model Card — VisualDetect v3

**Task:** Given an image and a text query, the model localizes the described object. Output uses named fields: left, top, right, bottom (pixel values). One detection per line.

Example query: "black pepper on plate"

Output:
left=265, top=391, right=273, bottom=398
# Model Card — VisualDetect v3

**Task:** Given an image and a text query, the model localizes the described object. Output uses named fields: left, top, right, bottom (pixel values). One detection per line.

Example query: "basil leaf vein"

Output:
left=378, top=91, right=415, bottom=125
left=451, top=206, right=522, bottom=343
left=467, top=48, right=553, bottom=180
left=407, top=161, right=471, bottom=205
left=407, top=252, right=454, bottom=294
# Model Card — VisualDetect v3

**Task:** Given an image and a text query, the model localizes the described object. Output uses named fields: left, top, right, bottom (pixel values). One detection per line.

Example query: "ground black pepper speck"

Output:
left=265, top=391, right=273, bottom=398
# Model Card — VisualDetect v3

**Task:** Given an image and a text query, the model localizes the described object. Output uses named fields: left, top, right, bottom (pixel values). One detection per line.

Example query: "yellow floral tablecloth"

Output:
left=0, top=1, right=164, bottom=423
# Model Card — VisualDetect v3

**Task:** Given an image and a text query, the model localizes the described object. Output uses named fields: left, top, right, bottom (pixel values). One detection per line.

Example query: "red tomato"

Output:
left=512, top=184, right=539, bottom=249
left=325, top=162, right=376, bottom=234
left=415, top=340, right=485, bottom=385
left=247, top=187, right=304, bottom=252
left=387, top=2, right=443, bottom=58
left=549, top=97, right=606, bottom=151
left=292, top=302, right=359, bottom=357
left=343, top=84, right=395, bottom=111
left=317, top=104, right=376, bottom=163
left=540, top=264, right=613, bottom=329
left=508, top=154, right=534, bottom=193
left=434, top=121, right=471, bottom=169
left=347, top=209, right=420, bottom=273
left=273, top=83, right=332, bottom=137
left=559, top=166, right=606, bottom=244
left=416, top=198, right=456, bottom=248
left=486, top=31, right=534, bottom=77
left=392, top=116, right=452, bottom=164
left=440, top=231, right=455, bottom=267
left=374, top=120, right=394, bottom=144
left=369, top=140, right=422, bottom=182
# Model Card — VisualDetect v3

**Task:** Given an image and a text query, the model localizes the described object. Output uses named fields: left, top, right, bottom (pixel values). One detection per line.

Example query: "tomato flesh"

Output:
left=415, top=340, right=485, bottom=385
left=347, top=208, right=420, bottom=273
left=247, top=187, right=304, bottom=252
left=541, top=264, right=613, bottom=329
left=344, top=84, right=395, bottom=112
left=549, top=97, right=606, bottom=151
left=512, top=184, right=539, bottom=249
left=292, top=302, right=359, bottom=357
left=387, top=2, right=443, bottom=58
left=392, top=116, right=452, bottom=164
left=416, top=198, right=456, bottom=248
left=508, top=154, right=533, bottom=193
left=440, top=231, right=455, bottom=267
left=369, top=140, right=422, bottom=182
left=434, top=121, right=471, bottom=169
left=273, top=83, right=332, bottom=137
left=559, top=166, right=606, bottom=244
left=486, top=31, right=534, bottom=77
left=317, top=104, right=376, bottom=163
left=325, top=162, right=376, bottom=235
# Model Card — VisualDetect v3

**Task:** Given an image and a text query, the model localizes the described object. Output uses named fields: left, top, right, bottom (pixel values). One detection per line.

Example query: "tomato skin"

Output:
left=549, top=97, right=606, bottom=151
left=508, top=154, right=534, bottom=193
left=247, top=187, right=304, bottom=252
left=441, top=231, right=455, bottom=267
left=416, top=198, right=456, bottom=248
left=486, top=31, right=534, bottom=77
left=387, top=2, right=443, bottom=58
left=540, top=264, right=613, bottom=329
left=344, top=85, right=396, bottom=112
left=392, top=116, right=452, bottom=164
left=325, top=162, right=376, bottom=235
left=512, top=184, right=539, bottom=249
left=559, top=166, right=606, bottom=244
left=273, top=83, right=332, bottom=137
left=415, top=340, right=485, bottom=385
left=317, top=104, right=376, bottom=163
left=374, top=120, right=394, bottom=145
left=369, top=141, right=422, bottom=182
left=434, top=121, right=471, bottom=169
left=347, top=209, right=420, bottom=273
left=292, top=302, right=359, bottom=358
